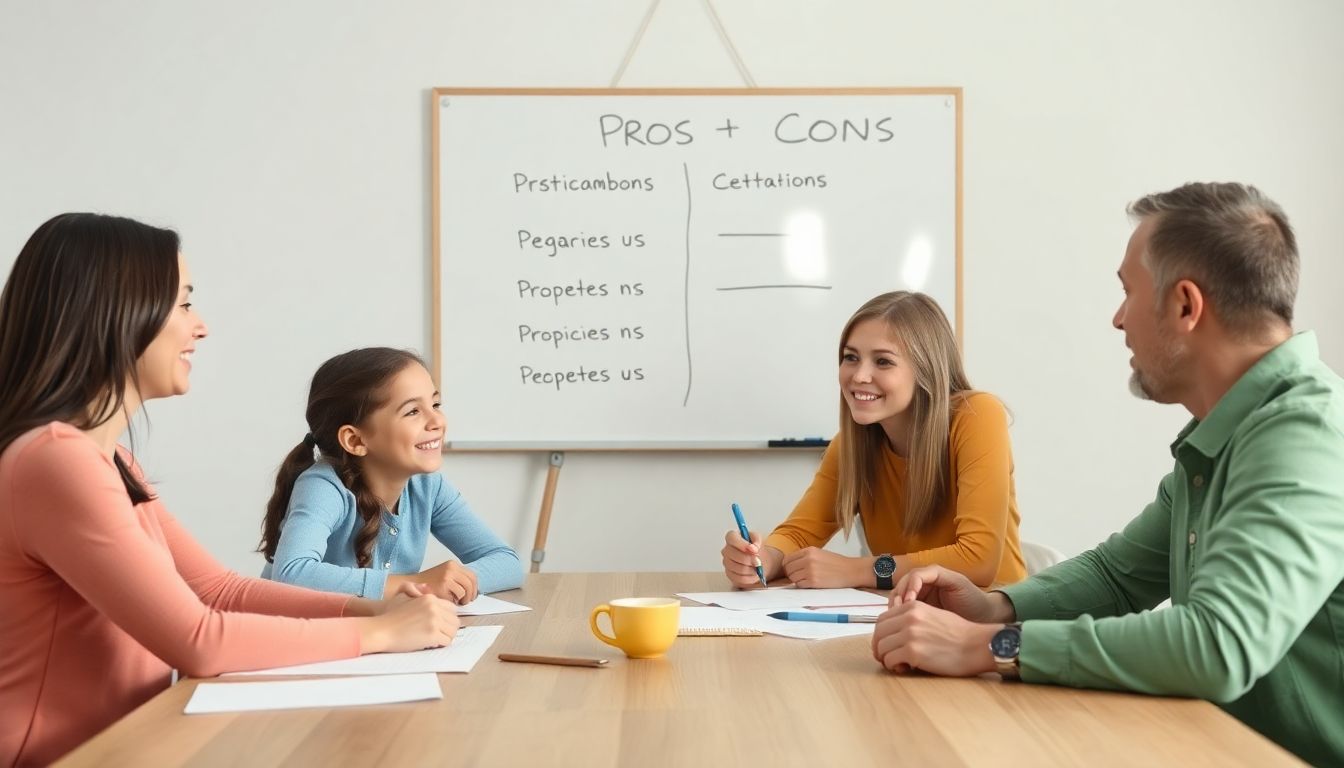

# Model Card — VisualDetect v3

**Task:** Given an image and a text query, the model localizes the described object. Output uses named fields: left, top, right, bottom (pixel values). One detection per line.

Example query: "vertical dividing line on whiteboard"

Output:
left=682, top=162, right=693, bottom=407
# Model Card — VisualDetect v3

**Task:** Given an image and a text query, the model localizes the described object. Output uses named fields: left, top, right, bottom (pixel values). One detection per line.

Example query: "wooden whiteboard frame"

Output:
left=430, top=87, right=962, bottom=452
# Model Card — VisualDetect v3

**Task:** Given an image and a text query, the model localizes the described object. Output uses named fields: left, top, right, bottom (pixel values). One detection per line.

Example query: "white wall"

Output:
left=2, top=1, right=1341, bottom=575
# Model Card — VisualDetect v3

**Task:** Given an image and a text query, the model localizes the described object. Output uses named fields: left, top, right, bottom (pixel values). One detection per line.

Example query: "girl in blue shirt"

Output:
left=259, top=348, right=522, bottom=601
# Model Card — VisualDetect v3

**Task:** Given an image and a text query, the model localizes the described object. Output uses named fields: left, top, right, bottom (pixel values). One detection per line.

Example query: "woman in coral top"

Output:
left=721, top=291, right=1027, bottom=592
left=0, top=213, right=459, bottom=767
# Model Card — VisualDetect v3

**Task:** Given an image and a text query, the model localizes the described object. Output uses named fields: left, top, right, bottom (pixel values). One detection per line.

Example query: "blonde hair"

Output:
left=834, top=292, right=971, bottom=539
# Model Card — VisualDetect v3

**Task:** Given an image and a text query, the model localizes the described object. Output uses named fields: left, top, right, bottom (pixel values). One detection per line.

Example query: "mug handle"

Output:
left=589, top=604, right=620, bottom=648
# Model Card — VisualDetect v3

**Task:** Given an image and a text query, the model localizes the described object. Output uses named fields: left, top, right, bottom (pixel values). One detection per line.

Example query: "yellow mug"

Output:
left=589, top=597, right=681, bottom=658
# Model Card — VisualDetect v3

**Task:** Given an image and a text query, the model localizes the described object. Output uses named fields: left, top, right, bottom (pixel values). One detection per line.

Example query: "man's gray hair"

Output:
left=1128, top=182, right=1298, bottom=335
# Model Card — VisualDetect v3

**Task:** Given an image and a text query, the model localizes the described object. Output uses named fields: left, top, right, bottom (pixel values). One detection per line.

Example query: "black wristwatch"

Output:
left=873, top=554, right=896, bottom=590
left=990, top=622, right=1022, bottom=681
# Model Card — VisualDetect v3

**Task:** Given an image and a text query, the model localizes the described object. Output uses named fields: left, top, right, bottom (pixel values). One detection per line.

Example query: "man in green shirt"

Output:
left=871, top=182, right=1344, bottom=766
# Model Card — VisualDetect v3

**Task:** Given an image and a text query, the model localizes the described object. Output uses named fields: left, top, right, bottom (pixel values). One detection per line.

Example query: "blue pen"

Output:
left=730, top=502, right=768, bottom=587
left=767, top=611, right=878, bottom=624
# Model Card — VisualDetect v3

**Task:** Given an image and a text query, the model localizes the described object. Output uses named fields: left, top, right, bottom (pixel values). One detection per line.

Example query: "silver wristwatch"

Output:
left=990, top=622, right=1022, bottom=681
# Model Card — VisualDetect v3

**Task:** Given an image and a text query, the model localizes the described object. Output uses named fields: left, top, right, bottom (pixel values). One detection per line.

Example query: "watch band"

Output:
left=994, top=657, right=1021, bottom=681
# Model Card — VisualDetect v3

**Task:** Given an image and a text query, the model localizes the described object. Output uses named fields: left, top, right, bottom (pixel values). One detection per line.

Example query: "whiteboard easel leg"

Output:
left=530, top=451, right=564, bottom=573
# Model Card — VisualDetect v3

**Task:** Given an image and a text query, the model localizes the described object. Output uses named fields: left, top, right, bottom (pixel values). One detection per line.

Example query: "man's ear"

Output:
left=337, top=424, right=368, bottom=457
left=1170, top=278, right=1206, bottom=333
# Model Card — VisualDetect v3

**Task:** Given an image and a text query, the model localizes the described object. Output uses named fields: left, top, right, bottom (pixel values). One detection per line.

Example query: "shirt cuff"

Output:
left=472, top=554, right=527, bottom=593
left=1019, top=619, right=1075, bottom=684
left=763, top=533, right=803, bottom=558
left=464, top=561, right=489, bottom=593
left=363, top=567, right=389, bottom=599
left=997, top=579, right=1056, bottom=620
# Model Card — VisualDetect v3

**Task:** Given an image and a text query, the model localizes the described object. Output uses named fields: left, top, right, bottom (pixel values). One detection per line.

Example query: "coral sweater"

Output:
left=0, top=423, right=362, bottom=767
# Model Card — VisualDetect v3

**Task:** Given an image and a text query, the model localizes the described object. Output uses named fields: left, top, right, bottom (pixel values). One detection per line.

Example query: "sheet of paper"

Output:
left=677, top=587, right=887, bottom=611
left=226, top=626, right=503, bottom=676
left=678, top=606, right=874, bottom=640
left=456, top=594, right=531, bottom=616
left=753, top=610, right=875, bottom=639
left=185, top=673, right=442, bottom=714
left=679, top=606, right=758, bottom=631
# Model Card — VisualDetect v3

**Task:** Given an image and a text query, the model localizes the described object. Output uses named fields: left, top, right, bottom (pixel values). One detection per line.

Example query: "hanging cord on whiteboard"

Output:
left=609, top=0, right=757, bottom=88
left=700, top=0, right=757, bottom=88
left=610, top=0, right=661, bottom=88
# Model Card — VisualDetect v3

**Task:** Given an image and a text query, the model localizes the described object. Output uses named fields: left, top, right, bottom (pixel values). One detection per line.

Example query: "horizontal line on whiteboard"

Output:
left=717, top=233, right=787, bottom=237
left=715, top=284, right=833, bottom=291
left=445, top=441, right=784, bottom=451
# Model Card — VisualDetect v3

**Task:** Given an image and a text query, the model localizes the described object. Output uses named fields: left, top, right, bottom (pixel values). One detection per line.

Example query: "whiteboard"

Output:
left=432, top=88, right=960, bottom=449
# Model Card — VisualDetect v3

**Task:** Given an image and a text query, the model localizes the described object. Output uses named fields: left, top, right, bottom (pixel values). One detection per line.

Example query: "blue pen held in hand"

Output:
left=767, top=611, right=878, bottom=624
left=731, top=503, right=768, bottom=587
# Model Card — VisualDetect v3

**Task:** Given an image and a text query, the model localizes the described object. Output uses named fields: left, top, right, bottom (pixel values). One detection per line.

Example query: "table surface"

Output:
left=57, top=572, right=1302, bottom=767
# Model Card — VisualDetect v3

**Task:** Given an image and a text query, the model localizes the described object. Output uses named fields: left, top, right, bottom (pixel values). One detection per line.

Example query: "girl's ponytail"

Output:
left=258, top=438, right=319, bottom=562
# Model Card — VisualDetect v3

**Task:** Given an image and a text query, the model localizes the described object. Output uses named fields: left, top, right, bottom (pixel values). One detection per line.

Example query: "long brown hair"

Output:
left=258, top=347, right=426, bottom=566
left=834, top=292, right=972, bottom=539
left=0, top=213, right=180, bottom=502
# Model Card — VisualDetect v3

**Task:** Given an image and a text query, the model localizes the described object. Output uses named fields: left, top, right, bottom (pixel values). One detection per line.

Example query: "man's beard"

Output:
left=1127, top=333, right=1187, bottom=403
left=1128, top=370, right=1153, bottom=400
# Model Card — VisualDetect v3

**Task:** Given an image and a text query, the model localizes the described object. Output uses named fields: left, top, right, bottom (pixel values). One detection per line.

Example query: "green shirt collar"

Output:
left=1172, top=331, right=1319, bottom=459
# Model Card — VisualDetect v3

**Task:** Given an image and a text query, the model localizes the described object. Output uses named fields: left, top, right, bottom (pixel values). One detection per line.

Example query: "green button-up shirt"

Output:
left=1001, top=332, right=1344, bottom=766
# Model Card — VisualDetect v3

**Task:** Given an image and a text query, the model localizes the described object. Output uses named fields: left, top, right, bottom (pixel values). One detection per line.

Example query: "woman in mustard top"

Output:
left=722, top=291, right=1027, bottom=590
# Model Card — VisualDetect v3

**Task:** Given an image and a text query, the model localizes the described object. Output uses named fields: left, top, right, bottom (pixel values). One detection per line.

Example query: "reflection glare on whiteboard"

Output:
left=902, top=234, right=933, bottom=291
left=783, top=211, right=826, bottom=282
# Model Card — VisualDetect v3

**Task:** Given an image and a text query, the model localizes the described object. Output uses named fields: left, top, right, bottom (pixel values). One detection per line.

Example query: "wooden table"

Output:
left=59, top=573, right=1301, bottom=767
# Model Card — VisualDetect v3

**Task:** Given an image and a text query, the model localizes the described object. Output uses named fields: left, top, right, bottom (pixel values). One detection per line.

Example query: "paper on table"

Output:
left=756, top=610, right=874, bottom=640
left=456, top=594, right=531, bottom=616
left=676, top=587, right=887, bottom=611
left=226, top=626, right=503, bottom=676
left=679, top=606, right=758, bottom=631
left=679, top=606, right=874, bottom=640
left=185, top=673, right=442, bottom=714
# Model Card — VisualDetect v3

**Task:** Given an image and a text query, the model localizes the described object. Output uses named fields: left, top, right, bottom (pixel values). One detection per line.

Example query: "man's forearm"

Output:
left=987, top=591, right=1018, bottom=623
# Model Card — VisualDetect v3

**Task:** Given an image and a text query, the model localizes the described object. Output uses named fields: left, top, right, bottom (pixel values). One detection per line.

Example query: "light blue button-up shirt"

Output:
left=262, top=461, right=523, bottom=598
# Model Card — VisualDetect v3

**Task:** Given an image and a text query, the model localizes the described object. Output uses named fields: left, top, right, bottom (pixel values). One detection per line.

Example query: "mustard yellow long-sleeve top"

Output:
left=764, top=392, right=1026, bottom=587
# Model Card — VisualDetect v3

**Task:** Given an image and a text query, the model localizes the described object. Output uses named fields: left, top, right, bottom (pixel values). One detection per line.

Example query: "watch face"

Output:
left=990, top=626, right=1021, bottom=658
left=874, top=555, right=896, bottom=578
